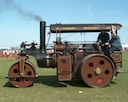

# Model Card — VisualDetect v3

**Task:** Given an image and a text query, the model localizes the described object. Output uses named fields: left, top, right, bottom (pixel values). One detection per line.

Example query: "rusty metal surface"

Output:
left=19, top=56, right=25, bottom=76
left=57, top=56, right=72, bottom=81
left=80, top=54, right=115, bottom=88
left=54, top=43, right=64, bottom=51
left=8, top=61, right=36, bottom=88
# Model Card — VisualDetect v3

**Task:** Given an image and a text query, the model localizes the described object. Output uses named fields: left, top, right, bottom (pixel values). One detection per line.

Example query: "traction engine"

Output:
left=6, top=21, right=122, bottom=88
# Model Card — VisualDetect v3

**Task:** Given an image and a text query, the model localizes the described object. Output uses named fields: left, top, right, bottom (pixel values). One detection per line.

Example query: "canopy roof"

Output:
left=50, top=23, right=122, bottom=33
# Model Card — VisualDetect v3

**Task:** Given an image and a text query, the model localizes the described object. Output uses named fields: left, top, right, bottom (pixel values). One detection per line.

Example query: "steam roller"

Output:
left=6, top=21, right=123, bottom=88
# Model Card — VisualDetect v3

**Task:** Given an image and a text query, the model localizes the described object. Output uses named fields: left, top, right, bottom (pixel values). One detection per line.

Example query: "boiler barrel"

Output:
left=36, top=53, right=56, bottom=68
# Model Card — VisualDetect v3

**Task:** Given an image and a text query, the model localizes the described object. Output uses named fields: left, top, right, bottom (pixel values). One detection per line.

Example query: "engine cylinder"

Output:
left=54, top=43, right=64, bottom=52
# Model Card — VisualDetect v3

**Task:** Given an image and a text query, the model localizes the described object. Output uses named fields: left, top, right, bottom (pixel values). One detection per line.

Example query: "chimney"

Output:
left=40, top=21, right=46, bottom=52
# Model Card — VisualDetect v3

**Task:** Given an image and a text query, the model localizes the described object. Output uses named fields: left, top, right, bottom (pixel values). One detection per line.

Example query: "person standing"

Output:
left=109, top=25, right=125, bottom=76
left=109, top=25, right=123, bottom=51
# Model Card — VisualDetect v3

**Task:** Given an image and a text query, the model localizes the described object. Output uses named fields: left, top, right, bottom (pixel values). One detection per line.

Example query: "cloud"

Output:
left=92, top=11, right=128, bottom=15
left=87, top=4, right=92, bottom=16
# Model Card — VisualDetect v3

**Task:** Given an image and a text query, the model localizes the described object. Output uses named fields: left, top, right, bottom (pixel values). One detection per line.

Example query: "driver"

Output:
left=96, top=31, right=110, bottom=54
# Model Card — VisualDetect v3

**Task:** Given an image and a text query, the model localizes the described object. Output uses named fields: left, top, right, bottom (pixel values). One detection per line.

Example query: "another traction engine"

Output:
left=7, top=21, right=122, bottom=88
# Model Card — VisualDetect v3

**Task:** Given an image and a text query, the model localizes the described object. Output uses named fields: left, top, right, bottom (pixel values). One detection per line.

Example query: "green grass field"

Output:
left=0, top=52, right=128, bottom=102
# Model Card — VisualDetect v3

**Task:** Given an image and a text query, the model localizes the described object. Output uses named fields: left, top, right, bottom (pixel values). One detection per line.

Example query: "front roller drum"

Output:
left=7, top=61, right=37, bottom=88
left=81, top=54, right=115, bottom=88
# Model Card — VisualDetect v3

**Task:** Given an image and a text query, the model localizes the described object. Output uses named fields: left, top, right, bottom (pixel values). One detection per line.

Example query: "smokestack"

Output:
left=40, top=21, right=46, bottom=52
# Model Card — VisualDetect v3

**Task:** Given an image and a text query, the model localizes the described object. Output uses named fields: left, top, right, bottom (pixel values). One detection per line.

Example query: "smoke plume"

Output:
left=0, top=0, right=42, bottom=21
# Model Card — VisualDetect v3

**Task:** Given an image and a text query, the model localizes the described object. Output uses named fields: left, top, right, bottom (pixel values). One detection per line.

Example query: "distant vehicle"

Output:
left=7, top=21, right=122, bottom=88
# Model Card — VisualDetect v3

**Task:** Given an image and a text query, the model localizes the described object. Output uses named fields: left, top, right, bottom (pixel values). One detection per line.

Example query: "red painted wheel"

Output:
left=81, top=54, right=115, bottom=88
left=8, top=61, right=36, bottom=88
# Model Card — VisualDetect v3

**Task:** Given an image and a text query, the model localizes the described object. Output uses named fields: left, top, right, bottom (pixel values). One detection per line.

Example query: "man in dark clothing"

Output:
left=97, top=31, right=110, bottom=53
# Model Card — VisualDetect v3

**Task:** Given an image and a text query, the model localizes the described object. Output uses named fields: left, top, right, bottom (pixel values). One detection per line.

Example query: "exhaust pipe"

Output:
left=40, top=21, right=46, bottom=52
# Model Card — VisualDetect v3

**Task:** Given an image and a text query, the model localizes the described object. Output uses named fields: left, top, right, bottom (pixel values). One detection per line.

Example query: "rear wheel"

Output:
left=81, top=54, right=115, bottom=88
